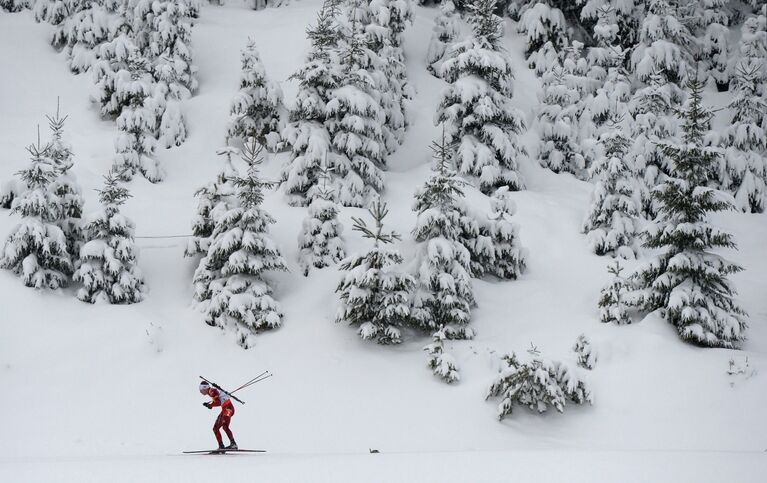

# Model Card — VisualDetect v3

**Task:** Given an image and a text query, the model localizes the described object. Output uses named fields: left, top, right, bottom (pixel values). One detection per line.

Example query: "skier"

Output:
left=199, top=381, right=238, bottom=450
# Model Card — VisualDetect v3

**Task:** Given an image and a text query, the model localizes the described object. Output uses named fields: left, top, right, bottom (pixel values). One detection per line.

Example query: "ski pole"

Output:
left=230, top=371, right=270, bottom=393
left=230, top=372, right=272, bottom=395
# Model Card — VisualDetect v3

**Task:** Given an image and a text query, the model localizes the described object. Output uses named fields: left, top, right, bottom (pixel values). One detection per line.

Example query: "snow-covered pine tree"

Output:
left=486, top=346, right=592, bottom=419
left=537, top=64, right=584, bottom=176
left=598, top=259, right=633, bottom=324
left=573, top=334, right=597, bottom=370
left=34, top=0, right=72, bottom=27
left=410, top=133, right=475, bottom=339
left=184, top=147, right=239, bottom=257
left=720, top=62, right=767, bottom=213
left=693, top=0, right=731, bottom=91
left=112, top=53, right=164, bottom=182
left=0, top=180, right=26, bottom=210
left=0, top=134, right=73, bottom=289
left=361, top=0, right=412, bottom=154
left=74, top=168, right=145, bottom=304
left=59, top=0, right=122, bottom=73
left=281, top=0, right=344, bottom=207
left=226, top=39, right=283, bottom=151
left=436, top=0, right=528, bottom=194
left=517, top=0, right=567, bottom=75
left=423, top=328, right=461, bottom=383
left=627, top=78, right=748, bottom=348
left=93, top=25, right=143, bottom=117
left=580, top=0, right=641, bottom=60
left=336, top=200, right=414, bottom=344
left=193, top=139, right=288, bottom=349
left=45, top=102, right=85, bottom=256
left=627, top=71, right=682, bottom=218
left=0, top=0, right=28, bottom=12
left=481, top=186, right=527, bottom=279
left=630, top=0, right=693, bottom=87
left=325, top=4, right=386, bottom=207
left=582, top=119, right=639, bottom=258
left=147, top=0, right=198, bottom=148
left=298, top=162, right=345, bottom=276
left=426, top=0, right=460, bottom=78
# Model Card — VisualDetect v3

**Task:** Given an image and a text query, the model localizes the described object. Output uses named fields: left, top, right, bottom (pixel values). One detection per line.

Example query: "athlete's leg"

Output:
left=212, top=414, right=224, bottom=447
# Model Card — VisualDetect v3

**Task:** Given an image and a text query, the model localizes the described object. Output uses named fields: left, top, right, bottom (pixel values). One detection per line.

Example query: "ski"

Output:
left=183, top=449, right=266, bottom=455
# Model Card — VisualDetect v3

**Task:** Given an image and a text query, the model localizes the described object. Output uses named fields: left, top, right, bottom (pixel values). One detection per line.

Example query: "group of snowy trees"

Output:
left=0, top=105, right=145, bottom=304
left=25, top=0, right=200, bottom=182
left=503, top=1, right=763, bottom=348
left=281, top=0, right=414, bottom=208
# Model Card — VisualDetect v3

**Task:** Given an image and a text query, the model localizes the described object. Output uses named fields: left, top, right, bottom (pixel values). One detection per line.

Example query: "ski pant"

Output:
left=213, top=404, right=235, bottom=446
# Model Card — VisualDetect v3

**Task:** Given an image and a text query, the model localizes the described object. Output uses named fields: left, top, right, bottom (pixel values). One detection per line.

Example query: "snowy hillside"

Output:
left=1, top=1, right=766, bottom=482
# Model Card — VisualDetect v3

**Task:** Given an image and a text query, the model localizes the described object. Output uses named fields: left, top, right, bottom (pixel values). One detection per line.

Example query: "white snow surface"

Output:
left=1, top=3, right=766, bottom=482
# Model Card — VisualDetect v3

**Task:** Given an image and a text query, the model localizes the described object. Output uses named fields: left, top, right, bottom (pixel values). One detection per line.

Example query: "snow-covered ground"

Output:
left=1, top=3, right=766, bottom=482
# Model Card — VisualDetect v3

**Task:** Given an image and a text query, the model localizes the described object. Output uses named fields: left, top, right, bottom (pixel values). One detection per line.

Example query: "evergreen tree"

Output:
left=580, top=0, right=641, bottom=59
left=0, top=135, right=73, bottom=289
left=627, top=79, right=748, bottom=348
left=426, top=0, right=461, bottom=78
left=0, top=0, right=28, bottom=12
left=486, top=346, right=592, bottom=419
left=74, top=169, right=145, bottom=304
left=573, top=334, right=597, bottom=370
left=336, top=200, right=414, bottom=344
left=62, top=0, right=122, bottom=73
left=184, top=147, right=239, bottom=257
left=325, top=5, right=386, bottom=207
left=627, top=71, right=682, bottom=218
left=410, top=135, right=475, bottom=339
left=692, top=0, right=731, bottom=91
left=147, top=0, right=198, bottom=148
left=45, top=102, right=85, bottom=256
left=720, top=63, right=767, bottom=213
left=537, top=64, right=584, bottom=176
left=93, top=25, right=143, bottom=118
left=481, top=187, right=527, bottom=279
left=517, top=0, right=567, bottom=75
left=0, top=180, right=26, bottom=210
left=630, top=0, right=693, bottom=87
left=282, top=0, right=344, bottom=207
left=598, top=259, right=633, bottom=324
left=582, top=120, right=640, bottom=258
left=423, top=328, right=461, bottom=383
left=111, top=53, right=164, bottom=182
left=298, top=162, right=345, bottom=276
left=436, top=0, right=528, bottom=194
left=193, top=139, right=288, bottom=349
left=227, top=39, right=283, bottom=151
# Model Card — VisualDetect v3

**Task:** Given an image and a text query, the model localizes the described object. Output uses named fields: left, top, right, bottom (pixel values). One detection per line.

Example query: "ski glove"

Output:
left=203, top=402, right=212, bottom=409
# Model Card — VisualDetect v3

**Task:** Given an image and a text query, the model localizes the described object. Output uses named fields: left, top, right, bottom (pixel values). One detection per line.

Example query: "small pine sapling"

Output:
left=486, top=344, right=592, bottom=420
left=598, top=259, right=633, bottom=324
left=424, top=328, right=460, bottom=383
left=573, top=334, right=597, bottom=370
left=74, top=169, right=145, bottom=304
left=335, top=200, right=414, bottom=344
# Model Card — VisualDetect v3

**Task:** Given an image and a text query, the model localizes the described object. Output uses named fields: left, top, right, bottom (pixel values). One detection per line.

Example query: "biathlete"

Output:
left=199, top=381, right=238, bottom=450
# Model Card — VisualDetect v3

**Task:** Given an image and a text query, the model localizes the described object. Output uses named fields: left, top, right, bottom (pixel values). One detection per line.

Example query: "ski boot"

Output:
left=226, top=441, right=238, bottom=450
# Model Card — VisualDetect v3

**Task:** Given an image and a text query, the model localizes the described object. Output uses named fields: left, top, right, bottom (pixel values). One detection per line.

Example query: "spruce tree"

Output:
left=45, top=102, right=85, bottom=257
left=74, top=169, right=145, bottom=304
left=693, top=0, right=731, bottom=91
left=517, top=1, right=567, bottom=75
left=0, top=0, right=27, bottom=12
left=598, top=259, right=633, bottom=324
left=62, top=0, right=122, bottom=73
left=193, top=139, right=288, bottom=349
left=227, top=39, right=283, bottom=151
left=481, top=187, right=527, bottom=279
left=627, top=79, right=748, bottom=348
left=336, top=200, right=414, bottom=344
left=282, top=0, right=344, bottom=207
left=720, top=63, right=767, bottom=213
left=0, top=135, right=73, bottom=289
left=184, top=147, right=239, bottom=257
left=426, top=0, right=461, bottom=78
left=436, top=0, right=528, bottom=194
left=325, top=5, right=386, bottom=207
left=582, top=120, right=640, bottom=258
left=298, top=163, right=345, bottom=276
left=410, top=135, right=475, bottom=339
left=537, top=64, right=584, bottom=177
left=111, top=53, right=164, bottom=183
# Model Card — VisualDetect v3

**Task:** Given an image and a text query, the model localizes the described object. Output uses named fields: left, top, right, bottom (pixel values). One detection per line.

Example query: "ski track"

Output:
left=1, top=3, right=766, bottom=482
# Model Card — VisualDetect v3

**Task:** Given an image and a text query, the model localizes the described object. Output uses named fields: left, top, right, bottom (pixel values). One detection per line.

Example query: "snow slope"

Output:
left=1, top=3, right=766, bottom=482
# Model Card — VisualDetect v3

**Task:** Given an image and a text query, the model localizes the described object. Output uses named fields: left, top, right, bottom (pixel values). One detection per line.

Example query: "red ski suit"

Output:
left=204, top=387, right=235, bottom=446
